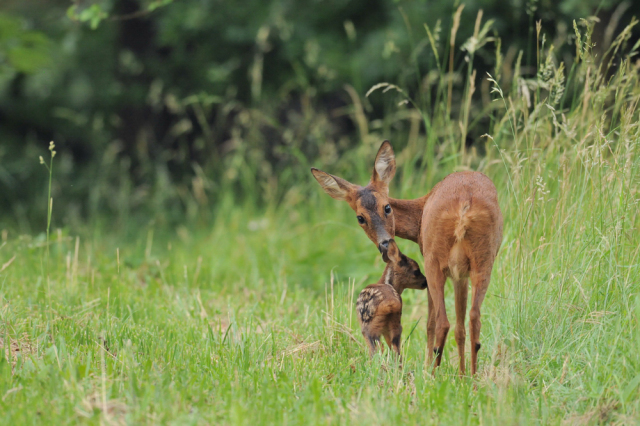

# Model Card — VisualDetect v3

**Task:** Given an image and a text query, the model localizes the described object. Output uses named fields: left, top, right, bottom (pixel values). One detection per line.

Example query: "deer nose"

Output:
left=378, top=240, right=390, bottom=252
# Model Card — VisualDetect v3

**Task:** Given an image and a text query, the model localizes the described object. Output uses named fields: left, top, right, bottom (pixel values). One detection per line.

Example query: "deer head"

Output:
left=383, top=239, right=428, bottom=292
left=311, top=141, right=397, bottom=256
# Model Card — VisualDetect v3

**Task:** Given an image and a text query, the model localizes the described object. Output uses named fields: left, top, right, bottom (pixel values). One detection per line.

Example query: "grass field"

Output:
left=2, top=21, right=640, bottom=426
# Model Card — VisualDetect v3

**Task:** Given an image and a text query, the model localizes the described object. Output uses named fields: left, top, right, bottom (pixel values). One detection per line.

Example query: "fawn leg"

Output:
left=367, top=334, right=382, bottom=358
left=469, top=269, right=491, bottom=375
left=425, top=261, right=449, bottom=370
left=362, top=324, right=381, bottom=358
left=382, top=332, right=399, bottom=364
left=382, top=332, right=392, bottom=351
left=389, top=322, right=403, bottom=366
left=453, top=278, right=469, bottom=376
left=385, top=314, right=402, bottom=357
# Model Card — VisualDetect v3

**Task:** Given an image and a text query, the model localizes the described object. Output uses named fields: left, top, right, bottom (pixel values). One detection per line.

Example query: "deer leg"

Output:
left=382, top=331, right=399, bottom=364
left=382, top=331, right=392, bottom=350
left=426, top=288, right=436, bottom=367
left=362, top=324, right=381, bottom=358
left=390, top=324, right=403, bottom=366
left=425, top=262, right=449, bottom=370
left=385, top=315, right=402, bottom=357
left=366, top=333, right=382, bottom=358
left=381, top=331, right=403, bottom=366
left=453, top=278, right=469, bottom=377
left=469, top=270, right=491, bottom=375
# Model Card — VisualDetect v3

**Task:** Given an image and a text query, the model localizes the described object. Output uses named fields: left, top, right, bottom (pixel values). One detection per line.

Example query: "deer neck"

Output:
left=378, top=264, right=403, bottom=295
left=389, top=196, right=427, bottom=244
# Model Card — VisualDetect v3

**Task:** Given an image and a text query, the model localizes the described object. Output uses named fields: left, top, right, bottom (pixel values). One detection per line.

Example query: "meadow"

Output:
left=1, top=16, right=640, bottom=426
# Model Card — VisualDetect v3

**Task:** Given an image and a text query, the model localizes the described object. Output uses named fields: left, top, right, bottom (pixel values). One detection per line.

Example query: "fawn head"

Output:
left=384, top=240, right=427, bottom=292
left=311, top=141, right=396, bottom=256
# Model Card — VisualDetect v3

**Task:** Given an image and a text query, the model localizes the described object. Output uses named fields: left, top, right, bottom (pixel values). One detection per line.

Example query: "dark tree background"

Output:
left=0, top=0, right=635, bottom=231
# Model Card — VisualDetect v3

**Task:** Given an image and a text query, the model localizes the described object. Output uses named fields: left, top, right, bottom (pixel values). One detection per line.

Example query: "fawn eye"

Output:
left=413, top=270, right=422, bottom=278
left=384, top=204, right=392, bottom=215
left=357, top=216, right=366, bottom=224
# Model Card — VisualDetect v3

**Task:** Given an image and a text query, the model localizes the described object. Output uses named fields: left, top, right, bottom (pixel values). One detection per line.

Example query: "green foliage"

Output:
left=67, top=0, right=174, bottom=29
left=1, top=0, right=636, bottom=230
left=0, top=13, right=50, bottom=75
left=67, top=4, right=109, bottom=30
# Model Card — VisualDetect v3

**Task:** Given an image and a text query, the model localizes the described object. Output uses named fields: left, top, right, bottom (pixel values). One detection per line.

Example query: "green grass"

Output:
left=2, top=18, right=640, bottom=426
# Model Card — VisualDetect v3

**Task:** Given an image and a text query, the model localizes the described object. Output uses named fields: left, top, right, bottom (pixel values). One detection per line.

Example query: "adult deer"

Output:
left=311, top=141, right=503, bottom=375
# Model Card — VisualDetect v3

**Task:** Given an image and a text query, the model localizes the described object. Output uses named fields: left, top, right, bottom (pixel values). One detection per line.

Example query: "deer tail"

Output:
left=454, top=200, right=471, bottom=242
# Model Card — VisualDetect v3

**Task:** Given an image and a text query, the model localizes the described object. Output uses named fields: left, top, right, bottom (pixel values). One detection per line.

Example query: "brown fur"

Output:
left=356, top=240, right=427, bottom=359
left=312, top=142, right=503, bottom=376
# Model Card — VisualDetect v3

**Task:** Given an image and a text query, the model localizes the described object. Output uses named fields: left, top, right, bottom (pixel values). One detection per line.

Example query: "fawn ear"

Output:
left=383, top=239, right=402, bottom=264
left=310, top=168, right=357, bottom=201
left=371, top=141, right=396, bottom=188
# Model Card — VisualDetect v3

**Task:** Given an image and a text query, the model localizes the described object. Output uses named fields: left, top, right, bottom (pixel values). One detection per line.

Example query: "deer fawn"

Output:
left=312, top=141, right=503, bottom=375
left=357, top=239, right=427, bottom=358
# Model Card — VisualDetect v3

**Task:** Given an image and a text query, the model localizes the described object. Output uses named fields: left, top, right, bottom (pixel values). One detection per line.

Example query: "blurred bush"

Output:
left=0, top=0, right=636, bottom=232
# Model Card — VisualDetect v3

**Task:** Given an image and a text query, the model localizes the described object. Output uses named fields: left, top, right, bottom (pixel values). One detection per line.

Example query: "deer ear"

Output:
left=310, top=168, right=357, bottom=201
left=384, top=239, right=401, bottom=264
left=372, top=140, right=396, bottom=187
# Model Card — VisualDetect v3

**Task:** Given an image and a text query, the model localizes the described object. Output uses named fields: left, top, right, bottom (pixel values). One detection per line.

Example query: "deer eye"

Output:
left=384, top=204, right=392, bottom=215
left=357, top=216, right=366, bottom=224
left=413, top=270, right=422, bottom=278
